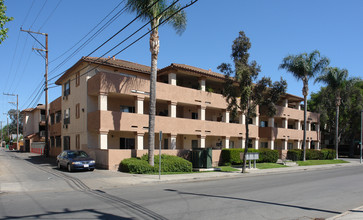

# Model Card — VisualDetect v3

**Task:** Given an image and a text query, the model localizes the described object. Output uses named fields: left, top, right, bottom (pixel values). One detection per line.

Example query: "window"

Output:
left=63, top=136, right=70, bottom=150
left=120, top=106, right=135, bottom=113
left=55, top=111, right=62, bottom=123
left=260, top=142, right=268, bottom=149
left=288, top=143, right=293, bottom=150
left=50, top=114, right=55, bottom=125
left=120, top=138, right=135, bottom=149
left=288, top=124, right=294, bottom=129
left=164, top=139, right=168, bottom=149
left=63, top=80, right=70, bottom=97
left=56, top=136, right=61, bottom=147
left=248, top=118, right=253, bottom=124
left=260, top=121, right=268, bottom=127
left=192, top=112, right=198, bottom=120
left=191, top=140, right=198, bottom=148
left=75, top=103, right=80, bottom=119
left=75, top=72, right=80, bottom=87
left=229, top=141, right=234, bottom=149
left=76, top=134, right=80, bottom=149
left=50, top=136, right=55, bottom=147
left=64, top=108, right=70, bottom=125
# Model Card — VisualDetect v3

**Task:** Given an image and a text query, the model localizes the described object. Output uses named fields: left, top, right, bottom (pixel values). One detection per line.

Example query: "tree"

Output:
left=8, top=109, right=23, bottom=134
left=126, top=0, right=187, bottom=166
left=315, top=68, right=358, bottom=158
left=0, top=0, right=13, bottom=44
left=218, top=31, right=287, bottom=173
left=279, top=50, right=329, bottom=161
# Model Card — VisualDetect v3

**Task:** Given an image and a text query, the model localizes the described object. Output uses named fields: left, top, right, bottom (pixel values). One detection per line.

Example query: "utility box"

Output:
left=192, top=148, right=213, bottom=168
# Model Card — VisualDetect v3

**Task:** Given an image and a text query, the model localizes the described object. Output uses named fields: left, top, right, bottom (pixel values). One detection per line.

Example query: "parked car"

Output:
left=57, top=150, right=95, bottom=172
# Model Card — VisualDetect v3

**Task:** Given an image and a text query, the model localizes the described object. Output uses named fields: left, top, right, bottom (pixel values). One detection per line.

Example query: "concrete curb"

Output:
left=326, top=205, right=363, bottom=220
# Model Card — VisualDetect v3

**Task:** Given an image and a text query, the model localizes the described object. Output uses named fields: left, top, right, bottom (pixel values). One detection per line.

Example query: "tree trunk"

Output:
left=335, top=103, right=340, bottom=160
left=303, top=94, right=307, bottom=161
left=242, top=110, right=249, bottom=173
left=148, top=28, right=159, bottom=166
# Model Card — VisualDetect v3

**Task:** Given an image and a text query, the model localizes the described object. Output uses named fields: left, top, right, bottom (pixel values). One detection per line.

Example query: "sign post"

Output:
left=159, top=131, right=162, bottom=180
left=360, top=111, right=362, bottom=164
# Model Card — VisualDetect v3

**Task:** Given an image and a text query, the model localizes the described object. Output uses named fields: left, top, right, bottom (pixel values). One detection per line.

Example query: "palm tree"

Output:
left=279, top=50, right=329, bottom=161
left=126, top=0, right=186, bottom=166
left=315, top=67, right=349, bottom=159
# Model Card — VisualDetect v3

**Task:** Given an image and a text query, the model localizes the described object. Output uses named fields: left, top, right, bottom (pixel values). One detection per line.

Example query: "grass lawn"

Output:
left=296, top=160, right=349, bottom=166
left=217, top=166, right=240, bottom=172
left=256, top=163, right=287, bottom=169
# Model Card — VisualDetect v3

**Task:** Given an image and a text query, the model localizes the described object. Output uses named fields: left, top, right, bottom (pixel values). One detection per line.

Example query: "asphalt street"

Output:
left=1, top=149, right=363, bottom=220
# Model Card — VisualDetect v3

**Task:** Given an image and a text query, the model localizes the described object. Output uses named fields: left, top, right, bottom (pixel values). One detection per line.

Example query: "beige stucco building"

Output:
left=22, top=104, right=46, bottom=153
left=53, top=57, right=320, bottom=170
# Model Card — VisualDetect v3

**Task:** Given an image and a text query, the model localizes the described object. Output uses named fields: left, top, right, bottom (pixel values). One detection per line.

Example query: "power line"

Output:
left=53, top=0, right=198, bottom=87
left=30, top=0, right=48, bottom=29
left=47, top=1, right=127, bottom=77
left=38, top=0, right=62, bottom=31
left=21, top=0, right=35, bottom=27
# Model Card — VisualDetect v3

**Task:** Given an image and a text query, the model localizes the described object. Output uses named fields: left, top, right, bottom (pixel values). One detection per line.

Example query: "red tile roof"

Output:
left=158, top=63, right=226, bottom=80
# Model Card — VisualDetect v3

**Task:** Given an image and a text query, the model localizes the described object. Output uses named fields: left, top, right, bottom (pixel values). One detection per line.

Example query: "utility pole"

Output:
left=21, top=28, right=49, bottom=157
left=5, top=93, right=19, bottom=150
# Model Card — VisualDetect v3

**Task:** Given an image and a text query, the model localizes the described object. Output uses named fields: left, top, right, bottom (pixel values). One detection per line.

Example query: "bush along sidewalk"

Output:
left=221, top=148, right=279, bottom=166
left=287, top=149, right=336, bottom=161
left=119, top=154, right=192, bottom=174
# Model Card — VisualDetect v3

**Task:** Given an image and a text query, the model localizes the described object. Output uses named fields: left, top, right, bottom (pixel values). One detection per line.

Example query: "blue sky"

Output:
left=0, top=0, right=362, bottom=124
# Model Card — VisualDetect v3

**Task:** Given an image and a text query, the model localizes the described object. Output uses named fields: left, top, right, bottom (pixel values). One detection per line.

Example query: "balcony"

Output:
left=88, top=110, right=259, bottom=138
left=275, top=106, right=319, bottom=122
left=259, top=127, right=318, bottom=140
left=88, top=72, right=229, bottom=109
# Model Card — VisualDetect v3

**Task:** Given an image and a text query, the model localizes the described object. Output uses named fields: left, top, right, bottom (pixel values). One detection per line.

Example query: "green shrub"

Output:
left=287, top=149, right=303, bottom=161
left=119, top=158, right=154, bottom=174
left=141, top=154, right=192, bottom=173
left=306, top=149, right=322, bottom=160
left=258, top=149, right=279, bottom=163
left=320, top=149, right=336, bottom=160
left=221, top=148, right=266, bottom=165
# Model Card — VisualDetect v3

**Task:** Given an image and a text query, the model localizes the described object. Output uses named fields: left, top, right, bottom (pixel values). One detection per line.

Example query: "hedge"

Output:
left=221, top=148, right=278, bottom=165
left=119, top=154, right=192, bottom=174
left=287, top=149, right=336, bottom=161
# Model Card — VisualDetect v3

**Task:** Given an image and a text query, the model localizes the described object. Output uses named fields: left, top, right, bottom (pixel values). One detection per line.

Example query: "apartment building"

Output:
left=49, top=97, right=62, bottom=157
left=22, top=104, right=46, bottom=153
left=53, top=57, right=320, bottom=170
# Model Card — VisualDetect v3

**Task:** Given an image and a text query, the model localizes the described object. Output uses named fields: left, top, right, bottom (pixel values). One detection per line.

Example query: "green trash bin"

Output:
left=192, top=148, right=213, bottom=168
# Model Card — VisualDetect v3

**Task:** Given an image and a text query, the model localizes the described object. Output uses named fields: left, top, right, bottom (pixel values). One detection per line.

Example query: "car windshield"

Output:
left=67, top=151, right=89, bottom=159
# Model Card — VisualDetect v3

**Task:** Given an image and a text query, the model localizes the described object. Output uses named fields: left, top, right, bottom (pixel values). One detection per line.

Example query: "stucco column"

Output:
left=168, top=101, right=177, bottom=118
left=284, top=99, right=289, bottom=107
left=253, top=138, right=259, bottom=150
left=316, top=123, right=320, bottom=132
left=295, top=103, right=301, bottom=110
left=198, top=106, right=206, bottom=121
left=169, top=134, right=177, bottom=150
left=223, top=111, right=230, bottom=123
left=223, top=137, right=230, bottom=149
left=198, top=136, right=205, bottom=148
left=239, top=113, right=246, bottom=124
left=307, top=122, right=311, bottom=131
left=239, top=137, right=245, bottom=149
left=283, top=139, right=288, bottom=150
left=135, top=96, right=144, bottom=114
left=268, top=140, right=275, bottom=150
left=136, top=133, right=144, bottom=150
left=283, top=118, right=288, bottom=129
left=295, top=120, right=301, bottom=130
left=99, top=131, right=108, bottom=150
left=253, top=114, right=259, bottom=126
left=307, top=140, right=311, bottom=149
left=168, top=73, right=177, bottom=85
left=295, top=140, right=301, bottom=149
left=316, top=141, right=320, bottom=150
left=199, top=78, right=206, bottom=91
left=98, top=93, right=107, bottom=111
left=268, top=117, right=274, bottom=128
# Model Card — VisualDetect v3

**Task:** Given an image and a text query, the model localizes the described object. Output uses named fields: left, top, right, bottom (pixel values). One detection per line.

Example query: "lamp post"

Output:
left=5, top=93, right=19, bottom=150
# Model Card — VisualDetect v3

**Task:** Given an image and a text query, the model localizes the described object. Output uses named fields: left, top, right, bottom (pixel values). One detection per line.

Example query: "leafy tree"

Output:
left=315, top=67, right=355, bottom=159
left=218, top=31, right=287, bottom=173
left=8, top=109, right=23, bottom=134
left=126, top=0, right=187, bottom=166
left=309, top=78, right=363, bottom=156
left=279, top=50, right=329, bottom=161
left=0, top=0, right=13, bottom=44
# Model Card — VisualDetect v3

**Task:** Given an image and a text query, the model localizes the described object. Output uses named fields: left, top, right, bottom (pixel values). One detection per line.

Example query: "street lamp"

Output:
left=5, top=93, right=19, bottom=150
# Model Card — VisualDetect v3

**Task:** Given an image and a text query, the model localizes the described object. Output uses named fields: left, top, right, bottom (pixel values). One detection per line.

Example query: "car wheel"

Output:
left=89, top=168, right=94, bottom=171
left=67, top=164, right=72, bottom=172
left=57, top=161, right=61, bottom=170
